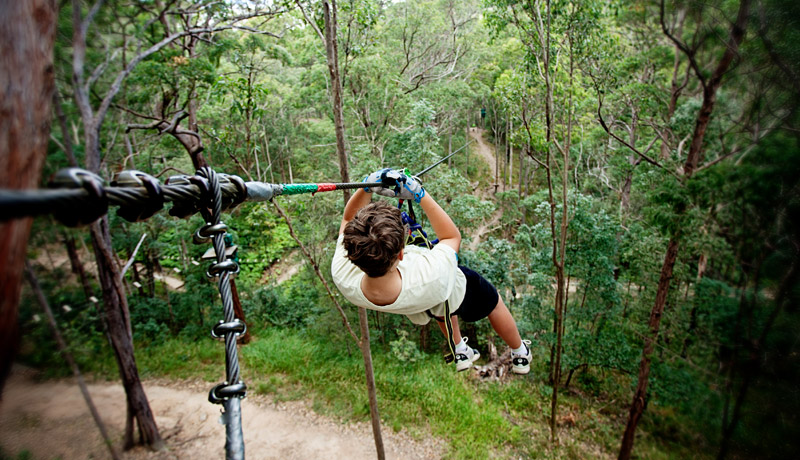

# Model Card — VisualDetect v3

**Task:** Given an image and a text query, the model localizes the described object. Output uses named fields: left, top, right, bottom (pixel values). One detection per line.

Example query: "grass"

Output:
left=238, top=328, right=525, bottom=459
left=24, top=327, right=714, bottom=459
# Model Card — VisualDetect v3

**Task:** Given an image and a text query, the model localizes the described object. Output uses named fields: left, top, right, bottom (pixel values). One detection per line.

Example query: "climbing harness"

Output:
left=387, top=143, right=475, bottom=366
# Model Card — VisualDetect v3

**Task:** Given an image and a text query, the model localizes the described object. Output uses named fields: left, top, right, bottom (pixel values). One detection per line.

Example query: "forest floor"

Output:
left=0, top=366, right=443, bottom=460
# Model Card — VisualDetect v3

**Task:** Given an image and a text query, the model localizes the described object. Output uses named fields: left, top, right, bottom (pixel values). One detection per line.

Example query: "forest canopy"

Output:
left=1, top=0, right=798, bottom=459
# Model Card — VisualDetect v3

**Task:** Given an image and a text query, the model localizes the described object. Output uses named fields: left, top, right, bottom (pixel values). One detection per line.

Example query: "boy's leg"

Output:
left=487, top=295, right=522, bottom=350
left=488, top=296, right=531, bottom=374
left=436, top=316, right=480, bottom=371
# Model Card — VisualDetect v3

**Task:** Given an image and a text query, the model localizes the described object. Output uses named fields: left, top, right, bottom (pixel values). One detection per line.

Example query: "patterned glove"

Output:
left=363, top=168, right=391, bottom=193
left=364, top=168, right=425, bottom=203
left=396, top=171, right=425, bottom=203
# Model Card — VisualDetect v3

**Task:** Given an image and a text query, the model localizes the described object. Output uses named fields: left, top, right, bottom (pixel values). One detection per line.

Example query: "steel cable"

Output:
left=194, top=168, right=246, bottom=460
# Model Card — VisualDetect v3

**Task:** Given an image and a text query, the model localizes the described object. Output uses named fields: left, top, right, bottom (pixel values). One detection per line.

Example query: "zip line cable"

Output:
left=414, top=139, right=475, bottom=177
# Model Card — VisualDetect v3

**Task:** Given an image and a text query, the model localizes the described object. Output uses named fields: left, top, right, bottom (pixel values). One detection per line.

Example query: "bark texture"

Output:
left=89, top=219, right=164, bottom=450
left=322, top=0, right=351, bottom=205
left=0, top=0, right=57, bottom=397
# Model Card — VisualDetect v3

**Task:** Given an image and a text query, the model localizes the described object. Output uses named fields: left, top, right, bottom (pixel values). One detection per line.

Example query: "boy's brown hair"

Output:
left=343, top=201, right=406, bottom=277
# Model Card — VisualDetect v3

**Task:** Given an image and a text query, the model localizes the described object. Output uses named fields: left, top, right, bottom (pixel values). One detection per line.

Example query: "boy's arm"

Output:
left=339, top=188, right=372, bottom=234
left=419, top=193, right=461, bottom=252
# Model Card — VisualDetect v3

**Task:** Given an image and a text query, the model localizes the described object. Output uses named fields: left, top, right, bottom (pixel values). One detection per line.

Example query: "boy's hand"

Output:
left=364, top=168, right=425, bottom=203
left=363, top=168, right=391, bottom=192
left=397, top=172, right=425, bottom=203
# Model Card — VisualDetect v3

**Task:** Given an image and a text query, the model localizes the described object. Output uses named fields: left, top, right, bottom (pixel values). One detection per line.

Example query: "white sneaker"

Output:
left=454, top=337, right=480, bottom=372
left=512, top=340, right=532, bottom=374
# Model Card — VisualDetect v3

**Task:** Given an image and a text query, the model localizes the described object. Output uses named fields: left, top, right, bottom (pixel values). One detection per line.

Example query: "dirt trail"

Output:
left=0, top=367, right=442, bottom=460
left=468, top=127, right=498, bottom=192
left=466, top=128, right=502, bottom=251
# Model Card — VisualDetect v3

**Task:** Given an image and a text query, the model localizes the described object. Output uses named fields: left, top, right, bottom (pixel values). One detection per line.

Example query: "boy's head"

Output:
left=343, top=201, right=405, bottom=277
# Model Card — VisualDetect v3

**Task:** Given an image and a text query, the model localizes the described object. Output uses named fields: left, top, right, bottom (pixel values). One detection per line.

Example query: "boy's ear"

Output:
left=398, top=248, right=404, bottom=261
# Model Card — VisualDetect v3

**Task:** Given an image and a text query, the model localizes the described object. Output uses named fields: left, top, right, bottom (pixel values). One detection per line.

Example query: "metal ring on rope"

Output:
left=211, top=319, right=247, bottom=339
left=206, top=259, right=239, bottom=278
left=219, top=173, right=248, bottom=212
left=165, top=174, right=211, bottom=219
left=208, top=381, right=247, bottom=404
left=112, top=170, right=164, bottom=222
left=194, top=222, right=229, bottom=244
left=49, top=168, right=109, bottom=227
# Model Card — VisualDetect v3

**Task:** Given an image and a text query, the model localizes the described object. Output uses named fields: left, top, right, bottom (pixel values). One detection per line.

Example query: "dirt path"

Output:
left=467, top=128, right=502, bottom=251
left=468, top=128, right=498, bottom=189
left=0, top=368, right=442, bottom=460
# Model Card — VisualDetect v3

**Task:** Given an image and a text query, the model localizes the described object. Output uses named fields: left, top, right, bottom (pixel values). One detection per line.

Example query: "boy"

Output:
left=331, top=168, right=532, bottom=373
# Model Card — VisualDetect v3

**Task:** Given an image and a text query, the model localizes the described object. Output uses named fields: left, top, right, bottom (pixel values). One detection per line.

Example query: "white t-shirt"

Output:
left=331, top=234, right=467, bottom=325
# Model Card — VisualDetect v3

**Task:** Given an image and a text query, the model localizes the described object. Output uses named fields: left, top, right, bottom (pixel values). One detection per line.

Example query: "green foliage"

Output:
left=245, top=275, right=323, bottom=328
left=388, top=329, right=424, bottom=363
left=228, top=203, right=296, bottom=286
left=25, top=1, right=800, bottom=458
left=0, top=449, right=34, bottom=460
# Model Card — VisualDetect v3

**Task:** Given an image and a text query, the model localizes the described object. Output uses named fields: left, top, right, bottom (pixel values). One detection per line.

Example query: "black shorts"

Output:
left=429, top=266, right=499, bottom=323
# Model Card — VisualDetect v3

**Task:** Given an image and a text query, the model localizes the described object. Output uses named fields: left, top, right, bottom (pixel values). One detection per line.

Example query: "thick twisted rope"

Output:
left=0, top=167, right=381, bottom=225
left=193, top=168, right=247, bottom=460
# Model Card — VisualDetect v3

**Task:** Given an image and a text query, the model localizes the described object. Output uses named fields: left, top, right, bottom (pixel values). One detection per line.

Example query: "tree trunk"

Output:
left=619, top=156, right=641, bottom=213
left=65, top=233, right=94, bottom=300
left=508, top=117, right=513, bottom=188
left=229, top=279, right=251, bottom=344
left=90, top=219, right=164, bottom=450
left=618, top=2, right=749, bottom=458
left=322, top=0, right=351, bottom=205
left=358, top=307, right=385, bottom=460
left=25, top=262, right=121, bottom=460
left=0, top=0, right=57, bottom=396
left=185, top=35, right=207, bottom=169
left=549, top=264, right=565, bottom=441
left=619, top=236, right=680, bottom=459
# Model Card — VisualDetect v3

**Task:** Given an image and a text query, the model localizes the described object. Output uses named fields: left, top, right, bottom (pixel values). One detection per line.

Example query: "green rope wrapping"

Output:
left=280, top=184, right=319, bottom=195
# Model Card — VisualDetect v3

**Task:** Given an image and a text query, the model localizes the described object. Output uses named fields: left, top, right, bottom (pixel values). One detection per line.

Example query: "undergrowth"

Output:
left=16, top=325, right=710, bottom=459
left=119, top=328, right=708, bottom=459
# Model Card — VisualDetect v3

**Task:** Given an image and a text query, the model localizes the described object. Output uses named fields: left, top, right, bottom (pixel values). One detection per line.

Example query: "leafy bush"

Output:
left=245, top=276, right=324, bottom=328
left=389, top=329, right=424, bottom=363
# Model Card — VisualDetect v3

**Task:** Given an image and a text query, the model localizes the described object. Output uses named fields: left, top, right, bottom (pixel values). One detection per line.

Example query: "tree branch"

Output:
left=295, top=1, right=325, bottom=44
left=660, top=0, right=707, bottom=89
left=597, top=95, right=679, bottom=179
left=121, top=233, right=147, bottom=278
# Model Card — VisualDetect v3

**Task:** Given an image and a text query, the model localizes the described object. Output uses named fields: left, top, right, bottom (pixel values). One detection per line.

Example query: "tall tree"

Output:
left=0, top=0, right=57, bottom=397
left=295, top=2, right=384, bottom=458
left=296, top=0, right=351, bottom=202
left=486, top=0, right=601, bottom=442
left=617, top=1, right=751, bottom=458
left=65, top=0, right=278, bottom=449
